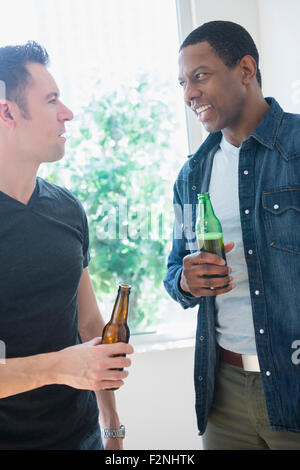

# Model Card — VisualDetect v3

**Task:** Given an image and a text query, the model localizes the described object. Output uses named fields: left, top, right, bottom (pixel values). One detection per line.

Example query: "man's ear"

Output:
left=239, top=55, right=257, bottom=85
left=0, top=101, right=17, bottom=129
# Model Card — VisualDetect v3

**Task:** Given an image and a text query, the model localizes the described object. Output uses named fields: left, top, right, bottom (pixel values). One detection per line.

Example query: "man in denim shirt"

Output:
left=164, top=21, right=300, bottom=449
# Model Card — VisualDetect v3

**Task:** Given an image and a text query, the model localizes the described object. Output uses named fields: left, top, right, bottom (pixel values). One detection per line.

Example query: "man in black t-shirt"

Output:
left=0, top=41, right=133, bottom=450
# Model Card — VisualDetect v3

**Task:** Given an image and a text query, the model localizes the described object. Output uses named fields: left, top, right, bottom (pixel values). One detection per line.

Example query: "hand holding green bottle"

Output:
left=180, top=193, right=235, bottom=297
left=180, top=242, right=235, bottom=297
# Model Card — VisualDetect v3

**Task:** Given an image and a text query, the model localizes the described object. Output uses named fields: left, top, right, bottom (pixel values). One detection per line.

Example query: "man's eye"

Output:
left=195, top=73, right=207, bottom=80
left=49, top=99, right=57, bottom=104
left=179, top=81, right=186, bottom=88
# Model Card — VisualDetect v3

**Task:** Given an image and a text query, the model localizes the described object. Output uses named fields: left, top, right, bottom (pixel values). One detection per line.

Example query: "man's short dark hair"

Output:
left=180, top=20, right=262, bottom=88
left=0, top=40, right=49, bottom=118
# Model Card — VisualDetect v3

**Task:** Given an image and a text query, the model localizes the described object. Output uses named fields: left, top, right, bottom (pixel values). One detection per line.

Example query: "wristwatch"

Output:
left=102, top=424, right=125, bottom=439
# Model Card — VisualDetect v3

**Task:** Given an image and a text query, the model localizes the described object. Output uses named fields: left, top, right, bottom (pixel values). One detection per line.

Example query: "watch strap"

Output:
left=102, top=424, right=125, bottom=438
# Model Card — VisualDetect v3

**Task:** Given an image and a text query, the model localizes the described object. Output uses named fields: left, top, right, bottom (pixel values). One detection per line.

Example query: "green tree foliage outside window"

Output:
left=44, top=79, right=176, bottom=333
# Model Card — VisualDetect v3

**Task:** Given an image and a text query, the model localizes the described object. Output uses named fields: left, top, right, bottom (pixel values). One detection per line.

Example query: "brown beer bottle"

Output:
left=196, top=193, right=228, bottom=287
left=101, top=283, right=131, bottom=390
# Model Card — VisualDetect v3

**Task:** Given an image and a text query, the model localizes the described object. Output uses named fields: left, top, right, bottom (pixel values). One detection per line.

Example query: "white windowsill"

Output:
left=130, top=332, right=195, bottom=354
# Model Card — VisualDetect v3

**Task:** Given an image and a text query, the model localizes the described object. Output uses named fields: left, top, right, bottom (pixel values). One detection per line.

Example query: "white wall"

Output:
left=258, top=0, right=300, bottom=113
left=190, top=0, right=260, bottom=45
left=117, top=346, right=202, bottom=450
left=116, top=0, right=300, bottom=450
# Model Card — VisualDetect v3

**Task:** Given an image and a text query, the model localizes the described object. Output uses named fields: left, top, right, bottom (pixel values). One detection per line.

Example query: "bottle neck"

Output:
left=110, top=288, right=130, bottom=324
left=198, top=197, right=215, bottom=234
left=198, top=196, right=215, bottom=217
left=197, top=194, right=222, bottom=239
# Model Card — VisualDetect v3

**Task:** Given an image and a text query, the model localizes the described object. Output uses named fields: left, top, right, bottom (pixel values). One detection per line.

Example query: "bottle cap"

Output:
left=119, top=283, right=131, bottom=292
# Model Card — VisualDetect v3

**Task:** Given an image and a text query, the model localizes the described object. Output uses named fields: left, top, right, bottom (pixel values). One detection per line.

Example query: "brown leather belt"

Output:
left=219, top=346, right=243, bottom=368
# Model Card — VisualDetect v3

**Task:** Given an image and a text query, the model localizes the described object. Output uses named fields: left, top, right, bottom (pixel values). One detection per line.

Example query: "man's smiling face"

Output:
left=178, top=41, right=247, bottom=134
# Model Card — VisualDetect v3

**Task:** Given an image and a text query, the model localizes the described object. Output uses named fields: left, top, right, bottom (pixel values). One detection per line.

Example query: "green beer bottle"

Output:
left=196, top=193, right=227, bottom=286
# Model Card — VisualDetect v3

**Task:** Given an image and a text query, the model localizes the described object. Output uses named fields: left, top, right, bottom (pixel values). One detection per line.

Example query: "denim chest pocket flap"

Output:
left=262, top=187, right=300, bottom=253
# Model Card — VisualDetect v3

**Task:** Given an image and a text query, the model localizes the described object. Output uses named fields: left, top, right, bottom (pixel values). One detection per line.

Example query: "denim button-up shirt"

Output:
left=164, top=97, right=300, bottom=435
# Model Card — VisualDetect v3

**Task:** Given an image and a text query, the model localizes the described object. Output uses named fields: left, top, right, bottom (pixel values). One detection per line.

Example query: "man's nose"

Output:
left=58, top=103, right=74, bottom=122
left=184, top=81, right=202, bottom=107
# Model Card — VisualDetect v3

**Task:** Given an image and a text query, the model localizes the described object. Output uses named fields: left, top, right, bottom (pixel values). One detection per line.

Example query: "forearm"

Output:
left=0, top=351, right=59, bottom=399
left=95, top=389, right=120, bottom=428
left=78, top=308, right=119, bottom=428
left=81, top=317, right=123, bottom=448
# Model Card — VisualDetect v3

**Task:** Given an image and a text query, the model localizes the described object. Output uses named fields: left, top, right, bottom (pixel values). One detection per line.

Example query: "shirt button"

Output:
left=248, top=249, right=253, bottom=255
left=192, top=185, right=196, bottom=190
left=259, top=329, right=264, bottom=334
left=273, top=204, right=279, bottom=210
left=198, top=376, right=203, bottom=381
left=245, top=209, right=250, bottom=214
left=244, top=170, right=249, bottom=175
left=255, top=290, right=260, bottom=295
left=266, top=371, right=271, bottom=376
left=199, top=336, right=204, bottom=341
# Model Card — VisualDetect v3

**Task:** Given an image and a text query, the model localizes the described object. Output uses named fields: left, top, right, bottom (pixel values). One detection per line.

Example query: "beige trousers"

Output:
left=203, top=361, right=300, bottom=450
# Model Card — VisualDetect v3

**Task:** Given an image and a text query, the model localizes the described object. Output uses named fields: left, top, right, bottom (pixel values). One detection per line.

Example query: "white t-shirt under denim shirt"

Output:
left=208, top=136, right=257, bottom=355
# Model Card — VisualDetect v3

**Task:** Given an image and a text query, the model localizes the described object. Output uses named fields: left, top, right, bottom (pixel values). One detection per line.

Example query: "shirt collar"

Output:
left=249, top=97, right=284, bottom=149
left=189, top=132, right=221, bottom=169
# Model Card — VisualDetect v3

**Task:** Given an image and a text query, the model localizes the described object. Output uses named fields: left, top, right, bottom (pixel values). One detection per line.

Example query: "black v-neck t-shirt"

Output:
left=0, top=177, right=98, bottom=449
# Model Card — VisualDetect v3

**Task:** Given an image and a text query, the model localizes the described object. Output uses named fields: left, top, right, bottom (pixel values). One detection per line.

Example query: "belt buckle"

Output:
left=242, top=354, right=260, bottom=372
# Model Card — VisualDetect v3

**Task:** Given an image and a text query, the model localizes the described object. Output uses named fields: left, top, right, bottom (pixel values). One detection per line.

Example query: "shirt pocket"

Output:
left=262, top=187, right=300, bottom=254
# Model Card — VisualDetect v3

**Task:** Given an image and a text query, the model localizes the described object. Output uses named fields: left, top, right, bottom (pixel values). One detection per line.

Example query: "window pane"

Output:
left=2, top=0, right=195, bottom=337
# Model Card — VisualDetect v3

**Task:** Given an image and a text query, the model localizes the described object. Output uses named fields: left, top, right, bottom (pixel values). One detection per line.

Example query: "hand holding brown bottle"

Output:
left=56, top=337, right=134, bottom=391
